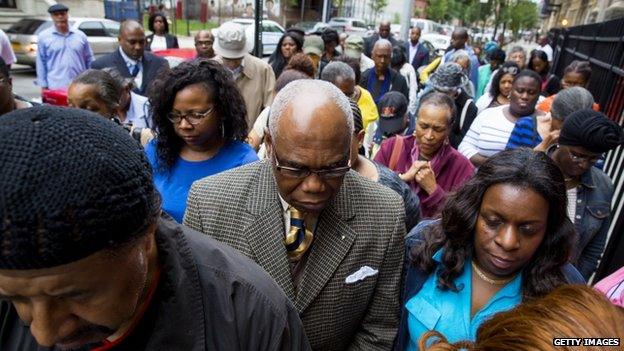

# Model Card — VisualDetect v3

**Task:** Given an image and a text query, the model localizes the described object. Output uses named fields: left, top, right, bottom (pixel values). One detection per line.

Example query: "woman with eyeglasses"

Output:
left=459, top=70, right=544, bottom=167
left=146, top=60, right=258, bottom=222
left=475, top=62, right=520, bottom=114
left=547, top=109, right=624, bottom=279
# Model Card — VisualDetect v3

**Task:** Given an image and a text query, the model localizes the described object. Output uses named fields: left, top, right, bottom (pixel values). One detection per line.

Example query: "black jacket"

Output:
left=360, top=67, right=410, bottom=103
left=0, top=215, right=311, bottom=351
left=145, top=33, right=179, bottom=51
left=404, top=42, right=430, bottom=72
left=449, top=90, right=478, bottom=148
left=363, top=33, right=399, bottom=58
left=91, top=50, right=169, bottom=95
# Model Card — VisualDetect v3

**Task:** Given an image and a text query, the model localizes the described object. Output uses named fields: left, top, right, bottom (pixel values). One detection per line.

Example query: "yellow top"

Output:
left=357, top=87, right=379, bottom=130
left=419, top=56, right=442, bottom=84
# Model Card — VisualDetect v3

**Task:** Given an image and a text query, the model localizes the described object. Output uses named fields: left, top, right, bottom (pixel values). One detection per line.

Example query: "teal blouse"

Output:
left=405, top=249, right=522, bottom=350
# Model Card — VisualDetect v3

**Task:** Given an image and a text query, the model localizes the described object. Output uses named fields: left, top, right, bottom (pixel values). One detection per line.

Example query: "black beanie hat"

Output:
left=0, top=106, right=159, bottom=270
left=559, top=109, right=624, bottom=153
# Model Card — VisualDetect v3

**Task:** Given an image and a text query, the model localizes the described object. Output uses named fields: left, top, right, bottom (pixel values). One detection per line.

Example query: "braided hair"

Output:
left=149, top=59, right=248, bottom=171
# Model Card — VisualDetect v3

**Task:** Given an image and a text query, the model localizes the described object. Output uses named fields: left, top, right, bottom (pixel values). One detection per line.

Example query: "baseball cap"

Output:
left=303, top=35, right=324, bottom=57
left=345, top=35, right=364, bottom=59
left=377, top=92, right=408, bottom=136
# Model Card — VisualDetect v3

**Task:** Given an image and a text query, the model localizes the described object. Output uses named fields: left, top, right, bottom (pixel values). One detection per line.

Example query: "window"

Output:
left=354, top=21, right=366, bottom=28
left=103, top=21, right=120, bottom=37
left=78, top=21, right=106, bottom=37
left=263, top=23, right=282, bottom=33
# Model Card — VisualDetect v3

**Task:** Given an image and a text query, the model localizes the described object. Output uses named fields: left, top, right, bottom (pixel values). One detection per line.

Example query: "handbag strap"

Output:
left=388, top=136, right=405, bottom=170
left=460, top=98, right=473, bottom=130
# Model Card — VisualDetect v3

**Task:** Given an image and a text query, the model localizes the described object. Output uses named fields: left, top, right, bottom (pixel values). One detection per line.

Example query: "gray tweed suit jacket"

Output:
left=184, top=160, right=405, bottom=351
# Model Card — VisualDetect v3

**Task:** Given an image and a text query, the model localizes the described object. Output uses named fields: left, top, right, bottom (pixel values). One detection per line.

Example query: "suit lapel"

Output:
left=294, top=172, right=357, bottom=313
left=113, top=50, right=131, bottom=76
left=140, top=54, right=151, bottom=92
left=244, top=162, right=296, bottom=300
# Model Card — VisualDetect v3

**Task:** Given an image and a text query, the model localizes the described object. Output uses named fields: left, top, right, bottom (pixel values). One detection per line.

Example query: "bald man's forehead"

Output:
left=120, top=22, right=144, bottom=37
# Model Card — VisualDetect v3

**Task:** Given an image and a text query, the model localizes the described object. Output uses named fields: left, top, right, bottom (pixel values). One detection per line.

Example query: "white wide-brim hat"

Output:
left=212, top=22, right=254, bottom=59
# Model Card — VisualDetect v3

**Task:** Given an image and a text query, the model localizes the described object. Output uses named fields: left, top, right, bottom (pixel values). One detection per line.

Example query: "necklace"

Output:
left=471, top=261, right=516, bottom=285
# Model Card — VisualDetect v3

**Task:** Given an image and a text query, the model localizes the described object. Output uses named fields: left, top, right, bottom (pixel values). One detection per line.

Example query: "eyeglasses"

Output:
left=272, top=152, right=351, bottom=179
left=567, top=148, right=601, bottom=164
left=501, top=66, right=519, bottom=75
left=167, top=107, right=214, bottom=125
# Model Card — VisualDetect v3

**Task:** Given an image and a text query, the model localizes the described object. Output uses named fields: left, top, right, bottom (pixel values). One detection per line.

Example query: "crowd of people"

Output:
left=0, top=4, right=623, bottom=351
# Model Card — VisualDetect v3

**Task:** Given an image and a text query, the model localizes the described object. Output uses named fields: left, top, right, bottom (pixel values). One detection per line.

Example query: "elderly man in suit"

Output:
left=91, top=20, right=168, bottom=95
left=184, top=80, right=405, bottom=350
left=363, top=20, right=398, bottom=58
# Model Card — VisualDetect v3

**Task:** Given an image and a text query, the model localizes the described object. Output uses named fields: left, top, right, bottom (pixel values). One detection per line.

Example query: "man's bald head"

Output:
left=195, top=30, right=215, bottom=58
left=266, top=80, right=354, bottom=214
left=269, top=80, right=353, bottom=141
left=379, top=21, right=391, bottom=39
left=373, top=39, right=392, bottom=52
left=118, top=20, right=145, bottom=61
left=451, top=27, right=469, bottom=50
left=119, top=20, right=144, bottom=36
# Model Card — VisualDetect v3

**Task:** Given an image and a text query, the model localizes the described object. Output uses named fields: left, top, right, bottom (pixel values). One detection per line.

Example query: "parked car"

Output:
left=421, top=33, right=451, bottom=55
left=6, top=17, right=121, bottom=67
left=327, top=17, right=368, bottom=35
left=152, top=48, right=196, bottom=68
left=227, top=18, right=285, bottom=56
left=295, top=21, right=328, bottom=35
left=410, top=19, right=444, bottom=35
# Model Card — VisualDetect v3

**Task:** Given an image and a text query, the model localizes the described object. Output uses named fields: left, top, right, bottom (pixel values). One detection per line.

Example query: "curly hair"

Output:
left=284, top=52, right=315, bottom=78
left=149, top=59, right=248, bottom=172
left=148, top=12, right=169, bottom=34
left=411, top=148, right=574, bottom=298
left=489, top=61, right=520, bottom=98
left=269, top=32, right=304, bottom=78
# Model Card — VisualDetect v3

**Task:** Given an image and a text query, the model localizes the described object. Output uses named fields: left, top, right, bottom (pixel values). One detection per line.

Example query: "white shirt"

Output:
left=360, top=54, right=375, bottom=73
left=126, top=91, right=152, bottom=128
left=118, top=47, right=143, bottom=89
left=150, top=35, right=167, bottom=51
left=538, top=44, right=553, bottom=62
left=566, top=187, right=578, bottom=221
left=399, top=63, right=419, bottom=115
left=458, top=105, right=516, bottom=159
left=0, top=29, right=16, bottom=65
left=408, top=42, right=419, bottom=65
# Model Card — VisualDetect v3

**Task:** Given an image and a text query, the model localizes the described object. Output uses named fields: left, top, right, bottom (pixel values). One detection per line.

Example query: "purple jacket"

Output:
left=374, top=135, right=475, bottom=217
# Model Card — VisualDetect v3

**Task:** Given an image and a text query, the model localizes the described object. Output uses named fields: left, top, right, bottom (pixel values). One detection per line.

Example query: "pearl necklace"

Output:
left=471, top=261, right=516, bottom=285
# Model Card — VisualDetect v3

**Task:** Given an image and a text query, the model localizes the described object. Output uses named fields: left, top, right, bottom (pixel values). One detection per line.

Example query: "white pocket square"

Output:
left=345, top=266, right=379, bottom=284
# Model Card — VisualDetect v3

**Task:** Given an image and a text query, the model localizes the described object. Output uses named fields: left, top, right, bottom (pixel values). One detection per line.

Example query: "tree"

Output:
left=426, top=0, right=449, bottom=23
left=369, top=0, right=389, bottom=22
left=508, top=0, right=538, bottom=37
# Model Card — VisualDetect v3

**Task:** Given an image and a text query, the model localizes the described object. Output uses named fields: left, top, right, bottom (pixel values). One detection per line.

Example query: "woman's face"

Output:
left=474, top=183, right=549, bottom=279
left=67, top=83, right=116, bottom=118
left=509, top=51, right=526, bottom=69
left=415, top=104, right=451, bottom=159
left=498, top=73, right=515, bottom=98
left=555, top=144, right=601, bottom=178
left=281, top=37, right=297, bottom=59
left=171, top=83, right=220, bottom=149
left=531, top=56, right=547, bottom=75
left=561, top=72, right=587, bottom=89
left=509, top=76, right=540, bottom=117
left=153, top=16, right=166, bottom=34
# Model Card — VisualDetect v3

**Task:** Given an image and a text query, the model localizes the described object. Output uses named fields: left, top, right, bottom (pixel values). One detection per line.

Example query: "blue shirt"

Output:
left=506, top=116, right=541, bottom=150
left=405, top=249, right=522, bottom=350
left=36, top=28, right=93, bottom=89
left=145, top=140, right=259, bottom=222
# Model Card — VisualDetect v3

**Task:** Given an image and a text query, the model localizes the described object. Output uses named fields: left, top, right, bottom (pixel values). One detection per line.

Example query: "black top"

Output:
left=0, top=215, right=310, bottom=351
left=449, top=89, right=478, bottom=149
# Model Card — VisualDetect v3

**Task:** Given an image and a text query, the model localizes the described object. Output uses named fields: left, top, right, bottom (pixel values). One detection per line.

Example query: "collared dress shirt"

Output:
left=405, top=249, right=522, bottom=350
left=118, top=47, right=143, bottom=89
left=36, top=28, right=93, bottom=89
left=126, top=91, right=152, bottom=129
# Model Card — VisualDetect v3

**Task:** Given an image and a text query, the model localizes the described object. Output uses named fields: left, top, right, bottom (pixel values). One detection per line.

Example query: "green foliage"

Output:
left=369, top=0, right=389, bottom=18
left=393, top=12, right=401, bottom=24
left=426, top=0, right=449, bottom=22
left=508, top=0, right=538, bottom=35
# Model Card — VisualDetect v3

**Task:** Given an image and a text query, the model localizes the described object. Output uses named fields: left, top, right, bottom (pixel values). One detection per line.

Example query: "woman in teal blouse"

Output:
left=397, top=148, right=584, bottom=350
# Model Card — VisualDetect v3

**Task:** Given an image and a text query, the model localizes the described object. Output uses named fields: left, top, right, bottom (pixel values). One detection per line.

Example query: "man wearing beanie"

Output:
left=0, top=106, right=309, bottom=350
left=548, top=109, right=624, bottom=279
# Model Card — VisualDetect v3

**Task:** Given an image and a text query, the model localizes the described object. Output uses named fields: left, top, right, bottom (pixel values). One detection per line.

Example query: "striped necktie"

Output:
left=285, top=207, right=314, bottom=261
